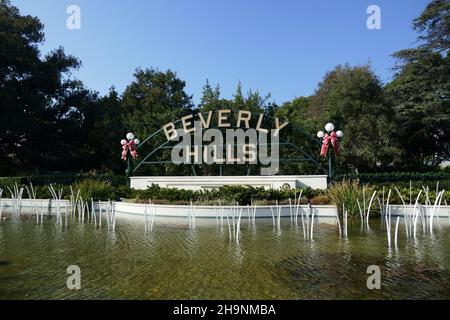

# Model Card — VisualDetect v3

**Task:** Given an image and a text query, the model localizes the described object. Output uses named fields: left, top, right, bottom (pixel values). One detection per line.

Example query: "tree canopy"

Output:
left=0, top=0, right=448, bottom=176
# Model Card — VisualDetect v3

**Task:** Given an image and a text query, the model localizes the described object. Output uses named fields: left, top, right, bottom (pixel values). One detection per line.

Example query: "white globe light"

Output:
left=134, top=138, right=140, bottom=145
left=336, top=130, right=344, bottom=138
left=317, top=131, right=325, bottom=138
left=325, top=123, right=335, bottom=132
left=126, top=132, right=134, bottom=140
left=120, top=139, right=127, bottom=145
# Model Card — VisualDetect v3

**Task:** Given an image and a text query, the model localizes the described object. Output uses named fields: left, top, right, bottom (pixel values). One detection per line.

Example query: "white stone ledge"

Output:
left=130, top=175, right=328, bottom=190
left=387, top=205, right=450, bottom=218
left=2, top=199, right=448, bottom=219
left=113, top=201, right=338, bottom=218
left=0, top=198, right=338, bottom=218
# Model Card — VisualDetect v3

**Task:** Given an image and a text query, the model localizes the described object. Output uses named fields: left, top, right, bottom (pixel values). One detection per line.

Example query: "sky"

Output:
left=12, top=0, right=429, bottom=105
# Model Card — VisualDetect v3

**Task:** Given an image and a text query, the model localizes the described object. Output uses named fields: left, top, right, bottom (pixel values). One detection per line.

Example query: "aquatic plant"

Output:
left=327, top=180, right=377, bottom=217
left=74, top=179, right=115, bottom=201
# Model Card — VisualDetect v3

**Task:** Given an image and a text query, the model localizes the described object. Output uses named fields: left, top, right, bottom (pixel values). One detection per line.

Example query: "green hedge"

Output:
left=1, top=179, right=448, bottom=206
left=335, top=172, right=450, bottom=189
left=0, top=180, right=328, bottom=204
left=2, top=171, right=448, bottom=189
left=1, top=173, right=449, bottom=205
left=0, top=173, right=127, bottom=187
left=134, top=184, right=327, bottom=205
left=0, top=181, right=132, bottom=201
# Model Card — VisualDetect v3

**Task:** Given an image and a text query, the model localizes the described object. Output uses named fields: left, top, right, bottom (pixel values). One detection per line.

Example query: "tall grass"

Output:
left=74, top=179, right=115, bottom=201
left=327, top=180, right=375, bottom=217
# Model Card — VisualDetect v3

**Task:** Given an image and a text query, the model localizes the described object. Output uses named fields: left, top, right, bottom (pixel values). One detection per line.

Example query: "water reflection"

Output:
left=0, top=214, right=449, bottom=299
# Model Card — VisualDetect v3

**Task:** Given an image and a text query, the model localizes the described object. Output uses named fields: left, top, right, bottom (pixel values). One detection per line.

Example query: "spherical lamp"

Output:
left=325, top=123, right=335, bottom=132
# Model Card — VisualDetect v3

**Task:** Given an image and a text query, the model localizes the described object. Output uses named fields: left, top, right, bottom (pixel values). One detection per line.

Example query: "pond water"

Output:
left=0, top=214, right=449, bottom=299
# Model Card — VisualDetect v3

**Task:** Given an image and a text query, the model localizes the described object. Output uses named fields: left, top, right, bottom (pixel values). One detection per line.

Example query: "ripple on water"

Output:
left=0, top=215, right=449, bottom=299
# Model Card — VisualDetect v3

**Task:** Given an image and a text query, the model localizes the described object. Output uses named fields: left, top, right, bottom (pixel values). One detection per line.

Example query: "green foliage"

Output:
left=0, top=173, right=127, bottom=187
left=134, top=184, right=327, bottom=205
left=412, top=0, right=449, bottom=52
left=386, top=0, right=449, bottom=170
left=0, top=1, right=126, bottom=175
left=274, top=97, right=324, bottom=175
left=1, top=177, right=448, bottom=208
left=327, top=180, right=376, bottom=217
left=0, top=1, right=81, bottom=174
left=327, top=179, right=450, bottom=217
left=374, top=185, right=450, bottom=206
left=386, top=49, right=450, bottom=168
left=86, top=88, right=126, bottom=173
left=307, top=64, right=401, bottom=173
left=73, top=179, right=116, bottom=201
left=0, top=0, right=448, bottom=177
left=121, top=68, right=193, bottom=176
left=336, top=172, right=450, bottom=189
left=196, top=80, right=280, bottom=176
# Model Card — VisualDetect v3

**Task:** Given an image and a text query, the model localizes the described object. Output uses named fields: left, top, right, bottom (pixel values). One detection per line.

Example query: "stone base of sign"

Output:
left=129, top=175, right=328, bottom=190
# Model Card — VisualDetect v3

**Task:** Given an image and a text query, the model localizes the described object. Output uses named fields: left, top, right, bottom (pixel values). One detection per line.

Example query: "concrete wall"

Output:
left=0, top=198, right=338, bottom=218
left=388, top=205, right=450, bottom=218
left=2, top=199, right=449, bottom=220
left=130, top=175, right=328, bottom=190
left=114, top=201, right=338, bottom=218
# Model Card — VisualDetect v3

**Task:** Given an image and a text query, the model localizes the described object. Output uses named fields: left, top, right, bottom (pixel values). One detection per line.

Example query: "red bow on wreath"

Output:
left=320, top=131, right=339, bottom=157
left=121, top=140, right=138, bottom=160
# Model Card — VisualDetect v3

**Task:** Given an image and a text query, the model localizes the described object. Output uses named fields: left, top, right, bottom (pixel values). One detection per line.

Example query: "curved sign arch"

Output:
left=133, top=109, right=325, bottom=176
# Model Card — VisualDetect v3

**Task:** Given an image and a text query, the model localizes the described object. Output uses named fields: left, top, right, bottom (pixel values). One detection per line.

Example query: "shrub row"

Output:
left=329, top=180, right=450, bottom=217
left=0, top=179, right=132, bottom=201
left=335, top=172, right=450, bottom=189
left=1, top=171, right=448, bottom=190
left=1, top=178, right=449, bottom=208
left=0, top=173, right=127, bottom=187
left=0, top=180, right=328, bottom=205
left=133, top=184, right=328, bottom=205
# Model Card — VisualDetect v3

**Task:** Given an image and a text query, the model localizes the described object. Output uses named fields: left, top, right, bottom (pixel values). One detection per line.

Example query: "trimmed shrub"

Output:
left=0, top=173, right=127, bottom=187
left=336, top=172, right=450, bottom=189
left=134, top=184, right=329, bottom=205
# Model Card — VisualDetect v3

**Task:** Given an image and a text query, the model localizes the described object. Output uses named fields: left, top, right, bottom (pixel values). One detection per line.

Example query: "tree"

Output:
left=199, top=79, right=221, bottom=109
left=121, top=68, right=193, bottom=175
left=386, top=0, right=450, bottom=169
left=412, top=0, right=449, bottom=52
left=386, top=50, right=450, bottom=168
left=122, top=68, right=193, bottom=138
left=91, top=88, right=125, bottom=173
left=50, top=80, right=101, bottom=172
left=309, top=64, right=400, bottom=173
left=277, top=97, right=318, bottom=134
left=0, top=0, right=82, bottom=174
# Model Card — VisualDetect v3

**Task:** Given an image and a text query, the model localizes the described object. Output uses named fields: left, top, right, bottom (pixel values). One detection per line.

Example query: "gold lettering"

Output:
left=256, top=113, right=268, bottom=133
left=218, top=109, right=231, bottom=127
left=181, top=114, right=195, bottom=133
left=237, top=110, right=252, bottom=128
left=163, top=122, right=177, bottom=140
